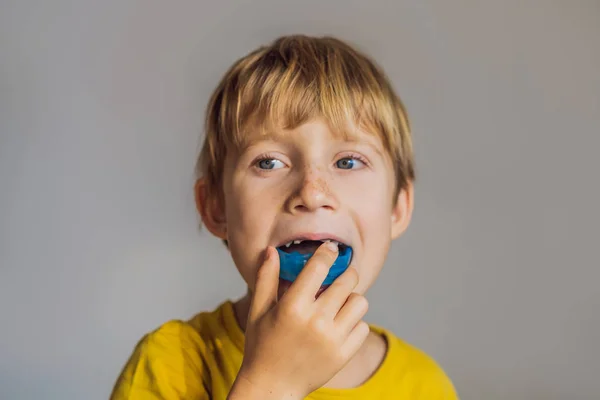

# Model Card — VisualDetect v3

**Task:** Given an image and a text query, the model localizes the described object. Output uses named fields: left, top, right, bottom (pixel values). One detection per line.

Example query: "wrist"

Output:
left=228, top=367, right=303, bottom=400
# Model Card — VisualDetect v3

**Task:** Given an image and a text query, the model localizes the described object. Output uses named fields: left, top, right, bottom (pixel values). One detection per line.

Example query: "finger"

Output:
left=315, top=266, right=359, bottom=317
left=340, top=320, right=370, bottom=359
left=248, top=247, right=280, bottom=323
left=334, top=293, right=369, bottom=334
left=283, top=241, right=338, bottom=304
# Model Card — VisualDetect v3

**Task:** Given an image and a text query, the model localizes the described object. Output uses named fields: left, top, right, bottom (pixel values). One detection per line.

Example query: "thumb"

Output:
left=248, top=247, right=280, bottom=324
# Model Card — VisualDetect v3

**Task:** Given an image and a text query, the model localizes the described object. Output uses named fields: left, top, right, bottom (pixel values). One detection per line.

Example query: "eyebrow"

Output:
left=239, top=127, right=386, bottom=158
left=341, top=135, right=385, bottom=157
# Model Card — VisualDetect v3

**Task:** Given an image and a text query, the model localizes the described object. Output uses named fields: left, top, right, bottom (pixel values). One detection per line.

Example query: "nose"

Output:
left=287, top=169, right=339, bottom=213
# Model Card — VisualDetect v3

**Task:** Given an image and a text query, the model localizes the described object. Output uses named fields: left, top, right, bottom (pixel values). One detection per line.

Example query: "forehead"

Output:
left=237, top=117, right=386, bottom=153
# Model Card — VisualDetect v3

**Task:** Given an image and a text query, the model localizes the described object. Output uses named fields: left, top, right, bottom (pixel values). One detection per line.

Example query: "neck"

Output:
left=232, top=291, right=252, bottom=332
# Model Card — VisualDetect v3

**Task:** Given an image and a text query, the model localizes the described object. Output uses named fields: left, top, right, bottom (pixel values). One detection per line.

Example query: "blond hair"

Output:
left=196, top=34, right=415, bottom=201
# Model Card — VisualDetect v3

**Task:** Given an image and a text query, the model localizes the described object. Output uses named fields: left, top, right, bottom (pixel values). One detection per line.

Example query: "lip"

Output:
left=275, top=232, right=351, bottom=248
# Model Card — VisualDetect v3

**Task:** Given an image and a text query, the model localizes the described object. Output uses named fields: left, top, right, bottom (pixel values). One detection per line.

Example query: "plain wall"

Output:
left=1, top=1, right=599, bottom=399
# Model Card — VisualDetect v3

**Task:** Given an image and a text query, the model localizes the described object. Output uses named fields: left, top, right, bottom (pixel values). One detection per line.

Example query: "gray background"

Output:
left=1, top=1, right=599, bottom=399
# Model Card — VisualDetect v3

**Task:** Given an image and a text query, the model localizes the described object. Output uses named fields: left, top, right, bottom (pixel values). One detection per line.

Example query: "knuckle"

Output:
left=309, top=315, right=329, bottom=335
left=351, top=294, right=369, bottom=312
left=278, top=300, right=304, bottom=321
left=357, top=320, right=370, bottom=336
left=310, top=257, right=330, bottom=276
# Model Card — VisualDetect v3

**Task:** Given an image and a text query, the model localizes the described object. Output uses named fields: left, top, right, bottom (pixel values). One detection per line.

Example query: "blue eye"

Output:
left=336, top=157, right=364, bottom=169
left=257, top=158, right=285, bottom=170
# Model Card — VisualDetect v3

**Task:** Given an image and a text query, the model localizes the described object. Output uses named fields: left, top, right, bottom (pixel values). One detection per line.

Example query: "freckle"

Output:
left=315, top=177, right=332, bottom=197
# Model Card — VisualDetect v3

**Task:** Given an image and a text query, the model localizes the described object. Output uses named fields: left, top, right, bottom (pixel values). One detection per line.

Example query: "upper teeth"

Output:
left=284, top=239, right=341, bottom=247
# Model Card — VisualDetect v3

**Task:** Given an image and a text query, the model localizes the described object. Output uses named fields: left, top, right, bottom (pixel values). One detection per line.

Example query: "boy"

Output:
left=111, top=34, right=458, bottom=399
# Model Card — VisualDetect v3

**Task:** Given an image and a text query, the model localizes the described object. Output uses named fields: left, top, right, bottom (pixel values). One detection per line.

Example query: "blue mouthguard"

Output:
left=277, top=245, right=353, bottom=286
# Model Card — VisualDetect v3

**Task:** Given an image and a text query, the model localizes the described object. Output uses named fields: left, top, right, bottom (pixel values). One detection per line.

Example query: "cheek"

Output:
left=353, top=217, right=391, bottom=295
left=346, top=173, right=394, bottom=220
left=345, top=175, right=394, bottom=293
left=356, top=204, right=392, bottom=260
left=223, top=179, right=282, bottom=288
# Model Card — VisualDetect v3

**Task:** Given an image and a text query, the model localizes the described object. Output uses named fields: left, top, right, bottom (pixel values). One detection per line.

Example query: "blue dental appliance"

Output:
left=277, top=245, right=353, bottom=285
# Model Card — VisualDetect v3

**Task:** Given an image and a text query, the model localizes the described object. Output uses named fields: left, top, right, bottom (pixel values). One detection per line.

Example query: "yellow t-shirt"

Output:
left=111, top=301, right=458, bottom=399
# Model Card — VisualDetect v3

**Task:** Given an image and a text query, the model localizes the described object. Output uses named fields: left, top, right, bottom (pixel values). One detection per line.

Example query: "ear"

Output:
left=194, top=178, right=228, bottom=240
left=391, top=182, right=414, bottom=240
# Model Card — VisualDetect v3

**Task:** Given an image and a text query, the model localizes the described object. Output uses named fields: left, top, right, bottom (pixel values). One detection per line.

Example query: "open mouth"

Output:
left=276, top=238, right=353, bottom=300
left=277, top=239, right=350, bottom=254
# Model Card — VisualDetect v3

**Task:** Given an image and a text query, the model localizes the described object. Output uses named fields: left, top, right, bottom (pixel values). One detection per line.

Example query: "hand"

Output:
left=228, top=242, right=370, bottom=400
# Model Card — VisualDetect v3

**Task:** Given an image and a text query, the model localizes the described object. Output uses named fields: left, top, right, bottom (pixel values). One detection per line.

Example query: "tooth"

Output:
left=324, top=239, right=331, bottom=242
left=285, top=242, right=292, bottom=248
left=293, top=240, right=302, bottom=244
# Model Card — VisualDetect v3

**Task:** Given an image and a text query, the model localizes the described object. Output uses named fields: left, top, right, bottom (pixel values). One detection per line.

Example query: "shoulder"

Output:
left=110, top=303, right=234, bottom=399
left=374, top=326, right=459, bottom=399
left=137, top=300, right=234, bottom=358
left=136, top=319, right=207, bottom=363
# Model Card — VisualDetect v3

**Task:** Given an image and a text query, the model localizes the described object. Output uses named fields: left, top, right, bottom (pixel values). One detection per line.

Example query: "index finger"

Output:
left=282, top=241, right=339, bottom=304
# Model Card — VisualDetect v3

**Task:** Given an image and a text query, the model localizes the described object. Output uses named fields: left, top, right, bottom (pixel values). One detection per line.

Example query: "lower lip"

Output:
left=277, top=278, right=330, bottom=300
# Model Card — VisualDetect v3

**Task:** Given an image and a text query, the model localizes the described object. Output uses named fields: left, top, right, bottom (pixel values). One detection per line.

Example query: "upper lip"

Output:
left=275, top=233, right=350, bottom=248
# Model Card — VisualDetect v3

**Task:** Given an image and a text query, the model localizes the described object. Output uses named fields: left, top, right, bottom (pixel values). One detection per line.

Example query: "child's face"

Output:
left=200, top=118, right=413, bottom=295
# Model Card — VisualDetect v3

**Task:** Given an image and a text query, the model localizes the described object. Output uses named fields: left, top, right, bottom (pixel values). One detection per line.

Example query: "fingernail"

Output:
left=325, top=241, right=339, bottom=252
